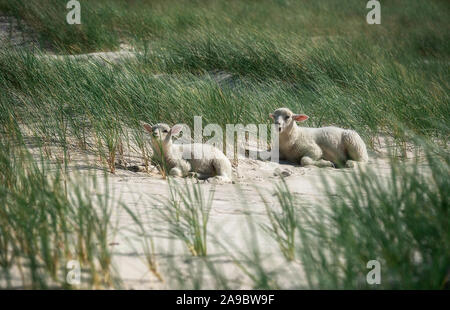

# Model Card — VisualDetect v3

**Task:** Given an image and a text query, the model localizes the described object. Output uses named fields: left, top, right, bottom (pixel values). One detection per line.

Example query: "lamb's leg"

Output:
left=300, top=145, right=335, bottom=168
left=317, top=159, right=336, bottom=168
left=210, top=159, right=232, bottom=183
left=345, top=160, right=361, bottom=168
left=169, top=167, right=184, bottom=177
left=168, top=159, right=192, bottom=177
left=342, top=130, right=369, bottom=168
left=188, top=172, right=212, bottom=180
left=301, top=156, right=335, bottom=168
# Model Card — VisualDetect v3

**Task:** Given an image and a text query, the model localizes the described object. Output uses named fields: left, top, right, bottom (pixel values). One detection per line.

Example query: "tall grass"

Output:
left=0, top=47, right=448, bottom=167
left=0, top=127, right=119, bottom=288
left=260, top=179, right=298, bottom=261
left=123, top=203, right=163, bottom=283
left=0, top=1, right=448, bottom=159
left=170, top=142, right=449, bottom=289
left=131, top=126, right=152, bottom=173
left=1, top=0, right=449, bottom=58
left=158, top=179, right=214, bottom=257
left=294, top=140, right=449, bottom=289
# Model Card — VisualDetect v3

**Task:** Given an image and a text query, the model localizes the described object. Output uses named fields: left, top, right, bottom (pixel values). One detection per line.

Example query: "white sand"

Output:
left=51, top=141, right=394, bottom=289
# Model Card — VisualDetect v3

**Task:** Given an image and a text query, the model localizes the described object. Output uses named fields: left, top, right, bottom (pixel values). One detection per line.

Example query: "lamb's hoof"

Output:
left=318, top=159, right=335, bottom=168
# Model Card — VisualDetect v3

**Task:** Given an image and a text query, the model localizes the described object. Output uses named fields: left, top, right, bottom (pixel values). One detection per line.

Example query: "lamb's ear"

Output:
left=269, top=113, right=274, bottom=120
left=170, top=124, right=183, bottom=136
left=142, top=122, right=153, bottom=133
left=293, top=114, right=309, bottom=122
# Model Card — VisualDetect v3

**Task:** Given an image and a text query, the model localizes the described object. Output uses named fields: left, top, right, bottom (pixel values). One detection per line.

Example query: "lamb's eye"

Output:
left=285, top=116, right=290, bottom=120
left=163, top=130, right=168, bottom=133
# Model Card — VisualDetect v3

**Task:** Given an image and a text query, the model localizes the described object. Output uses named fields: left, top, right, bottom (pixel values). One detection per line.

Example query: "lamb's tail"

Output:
left=342, top=130, right=368, bottom=162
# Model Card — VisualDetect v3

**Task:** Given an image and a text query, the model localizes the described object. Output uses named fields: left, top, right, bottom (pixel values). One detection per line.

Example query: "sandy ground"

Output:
left=21, top=135, right=396, bottom=289
left=107, top=152, right=395, bottom=289
left=6, top=127, right=401, bottom=289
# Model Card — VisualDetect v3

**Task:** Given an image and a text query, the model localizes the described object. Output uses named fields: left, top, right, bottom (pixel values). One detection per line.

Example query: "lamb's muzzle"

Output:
left=270, top=108, right=368, bottom=168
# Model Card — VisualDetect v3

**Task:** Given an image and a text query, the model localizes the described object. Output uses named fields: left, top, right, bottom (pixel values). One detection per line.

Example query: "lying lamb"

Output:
left=142, top=122, right=233, bottom=183
left=270, top=108, right=368, bottom=168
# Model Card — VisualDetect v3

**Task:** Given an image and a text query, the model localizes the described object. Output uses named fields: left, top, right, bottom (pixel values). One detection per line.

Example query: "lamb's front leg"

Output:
left=169, top=167, right=184, bottom=177
left=169, top=160, right=191, bottom=177
left=187, top=171, right=211, bottom=180
left=301, top=156, right=334, bottom=168
left=299, top=145, right=335, bottom=168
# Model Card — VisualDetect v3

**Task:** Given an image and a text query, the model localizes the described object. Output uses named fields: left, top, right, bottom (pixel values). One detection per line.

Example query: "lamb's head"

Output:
left=269, top=108, right=309, bottom=133
left=142, top=123, right=183, bottom=146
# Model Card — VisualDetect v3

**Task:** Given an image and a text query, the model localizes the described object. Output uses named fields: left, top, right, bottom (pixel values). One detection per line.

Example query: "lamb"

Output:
left=142, top=122, right=233, bottom=183
left=270, top=108, right=368, bottom=168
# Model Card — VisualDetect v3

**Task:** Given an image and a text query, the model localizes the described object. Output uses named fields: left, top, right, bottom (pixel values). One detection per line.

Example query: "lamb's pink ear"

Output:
left=142, top=123, right=153, bottom=133
left=170, top=124, right=183, bottom=136
left=293, top=114, right=309, bottom=122
left=269, top=113, right=274, bottom=120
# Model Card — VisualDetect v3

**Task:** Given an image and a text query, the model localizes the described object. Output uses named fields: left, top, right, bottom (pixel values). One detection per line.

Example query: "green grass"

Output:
left=123, top=201, right=163, bottom=283
left=0, top=1, right=448, bottom=158
left=0, top=131, right=119, bottom=288
left=0, top=46, right=448, bottom=163
left=260, top=179, right=298, bottom=261
left=157, top=179, right=214, bottom=256
left=1, top=0, right=449, bottom=57
left=294, top=139, right=449, bottom=289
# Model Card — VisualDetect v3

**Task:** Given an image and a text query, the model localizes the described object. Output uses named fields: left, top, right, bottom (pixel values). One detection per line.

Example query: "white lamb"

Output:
left=270, top=108, right=368, bottom=168
left=142, top=122, right=233, bottom=183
